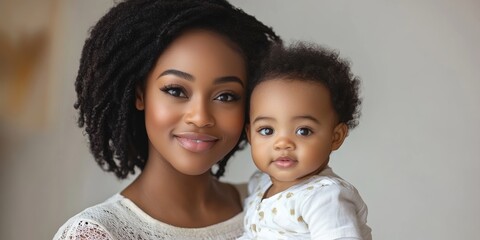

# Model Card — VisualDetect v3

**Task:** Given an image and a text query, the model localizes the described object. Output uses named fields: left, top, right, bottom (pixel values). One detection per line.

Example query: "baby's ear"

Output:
left=245, top=124, right=251, bottom=143
left=332, top=123, right=348, bottom=151
left=135, top=86, right=145, bottom=110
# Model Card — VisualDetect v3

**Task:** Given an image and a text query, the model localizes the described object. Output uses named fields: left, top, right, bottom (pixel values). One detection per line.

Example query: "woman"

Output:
left=53, top=0, right=280, bottom=239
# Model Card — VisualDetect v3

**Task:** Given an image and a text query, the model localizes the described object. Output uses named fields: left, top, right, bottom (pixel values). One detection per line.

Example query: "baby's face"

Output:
left=247, top=78, right=347, bottom=188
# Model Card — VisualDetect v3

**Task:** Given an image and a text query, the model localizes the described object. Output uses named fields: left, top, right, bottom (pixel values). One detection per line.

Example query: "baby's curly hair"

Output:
left=249, top=42, right=361, bottom=129
left=74, top=0, right=280, bottom=179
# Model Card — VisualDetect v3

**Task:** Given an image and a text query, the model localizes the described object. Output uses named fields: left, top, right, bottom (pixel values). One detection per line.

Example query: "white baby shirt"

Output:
left=239, top=167, right=372, bottom=239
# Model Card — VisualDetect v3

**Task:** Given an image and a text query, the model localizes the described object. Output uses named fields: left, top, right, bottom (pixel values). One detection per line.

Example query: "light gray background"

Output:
left=1, top=1, right=479, bottom=239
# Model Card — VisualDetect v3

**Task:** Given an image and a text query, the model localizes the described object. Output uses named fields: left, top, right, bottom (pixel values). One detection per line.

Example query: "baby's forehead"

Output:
left=249, top=78, right=337, bottom=119
left=252, top=76, right=328, bottom=92
left=250, top=77, right=330, bottom=98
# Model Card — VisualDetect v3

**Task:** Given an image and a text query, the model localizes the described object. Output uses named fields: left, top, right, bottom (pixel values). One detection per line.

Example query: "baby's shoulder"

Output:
left=293, top=170, right=360, bottom=200
left=246, top=171, right=270, bottom=194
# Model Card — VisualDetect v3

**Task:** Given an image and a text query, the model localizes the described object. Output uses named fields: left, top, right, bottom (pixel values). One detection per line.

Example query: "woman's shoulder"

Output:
left=53, top=217, right=113, bottom=240
left=53, top=194, right=124, bottom=240
left=231, top=182, right=248, bottom=202
left=52, top=193, right=159, bottom=239
left=53, top=193, right=245, bottom=240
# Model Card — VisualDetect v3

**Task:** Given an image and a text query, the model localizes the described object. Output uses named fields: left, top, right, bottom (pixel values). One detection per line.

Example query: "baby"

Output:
left=240, top=42, right=372, bottom=239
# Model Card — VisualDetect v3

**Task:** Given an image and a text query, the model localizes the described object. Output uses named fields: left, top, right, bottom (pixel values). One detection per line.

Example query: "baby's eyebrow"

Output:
left=293, top=115, right=320, bottom=124
left=251, top=115, right=320, bottom=124
left=251, top=116, right=274, bottom=124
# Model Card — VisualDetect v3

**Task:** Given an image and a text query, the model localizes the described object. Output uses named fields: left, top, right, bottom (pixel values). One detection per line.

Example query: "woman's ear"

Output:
left=332, top=123, right=348, bottom=151
left=135, top=86, right=145, bottom=110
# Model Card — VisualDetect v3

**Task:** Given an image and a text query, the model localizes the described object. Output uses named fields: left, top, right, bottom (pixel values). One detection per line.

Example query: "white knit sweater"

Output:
left=53, top=194, right=244, bottom=240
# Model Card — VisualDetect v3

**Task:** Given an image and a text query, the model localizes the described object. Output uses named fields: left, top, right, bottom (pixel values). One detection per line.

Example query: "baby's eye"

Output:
left=215, top=93, right=240, bottom=102
left=296, top=127, right=312, bottom=136
left=258, top=127, right=274, bottom=136
left=160, top=85, right=187, bottom=98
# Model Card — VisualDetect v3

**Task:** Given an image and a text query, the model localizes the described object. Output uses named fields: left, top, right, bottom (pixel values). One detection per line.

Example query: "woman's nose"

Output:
left=184, top=99, right=215, bottom=128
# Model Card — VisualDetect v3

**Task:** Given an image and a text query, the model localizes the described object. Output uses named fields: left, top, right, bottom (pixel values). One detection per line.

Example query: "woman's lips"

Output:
left=174, top=133, right=218, bottom=153
left=273, top=156, right=298, bottom=168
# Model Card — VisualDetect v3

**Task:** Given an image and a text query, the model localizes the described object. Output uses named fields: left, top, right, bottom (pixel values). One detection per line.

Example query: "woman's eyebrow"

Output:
left=214, top=76, right=244, bottom=88
left=158, top=69, right=194, bottom=81
left=158, top=69, right=244, bottom=88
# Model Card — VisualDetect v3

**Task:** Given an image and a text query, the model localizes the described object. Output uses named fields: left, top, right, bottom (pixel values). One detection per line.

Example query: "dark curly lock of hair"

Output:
left=249, top=42, right=361, bottom=129
left=74, top=0, right=281, bottom=179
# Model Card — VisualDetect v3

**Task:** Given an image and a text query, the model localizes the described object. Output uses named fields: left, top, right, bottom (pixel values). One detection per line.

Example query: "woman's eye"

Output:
left=160, top=86, right=187, bottom=98
left=215, top=93, right=240, bottom=102
left=258, top=128, right=274, bottom=136
left=296, top=128, right=312, bottom=136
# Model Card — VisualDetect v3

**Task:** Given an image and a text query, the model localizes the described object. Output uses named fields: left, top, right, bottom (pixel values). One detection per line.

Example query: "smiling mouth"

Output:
left=174, top=133, right=219, bottom=153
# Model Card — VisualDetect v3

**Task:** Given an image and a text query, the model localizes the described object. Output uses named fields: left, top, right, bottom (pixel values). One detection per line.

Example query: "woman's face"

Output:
left=136, top=29, right=246, bottom=176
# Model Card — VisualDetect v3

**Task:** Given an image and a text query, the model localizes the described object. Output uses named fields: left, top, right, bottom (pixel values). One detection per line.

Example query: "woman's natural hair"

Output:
left=249, top=42, right=361, bottom=129
left=74, top=0, right=280, bottom=179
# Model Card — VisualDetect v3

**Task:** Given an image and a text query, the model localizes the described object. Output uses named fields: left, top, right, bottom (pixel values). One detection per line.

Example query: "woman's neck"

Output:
left=121, top=156, right=241, bottom=227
